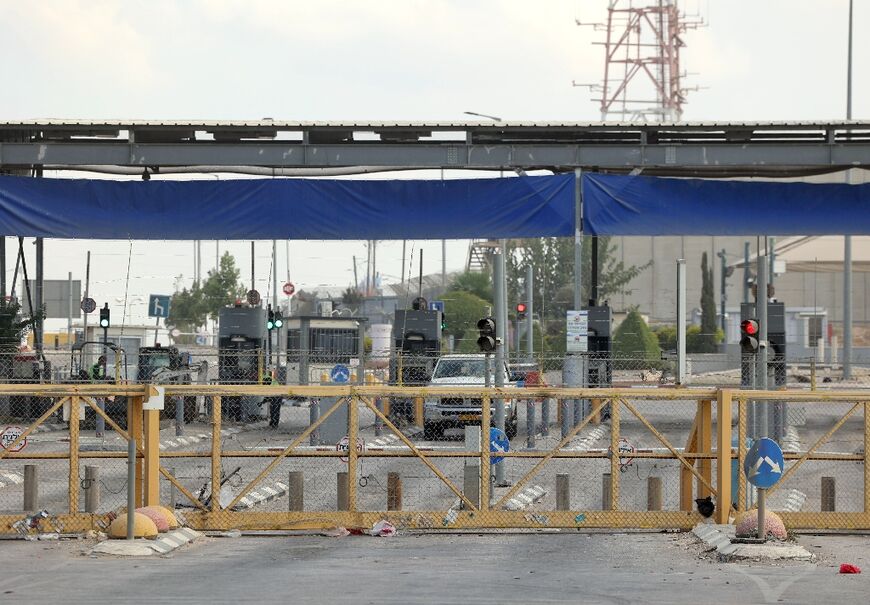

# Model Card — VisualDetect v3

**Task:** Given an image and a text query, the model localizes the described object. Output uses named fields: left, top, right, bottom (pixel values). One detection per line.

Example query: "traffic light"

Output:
left=99, top=303, right=110, bottom=329
left=740, top=318, right=759, bottom=354
left=440, top=312, right=447, bottom=331
left=273, top=309, right=283, bottom=329
left=266, top=305, right=275, bottom=331
left=476, top=317, right=497, bottom=352
left=516, top=302, right=527, bottom=320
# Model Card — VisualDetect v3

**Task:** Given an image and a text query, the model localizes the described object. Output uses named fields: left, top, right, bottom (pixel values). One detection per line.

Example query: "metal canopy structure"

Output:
left=1, top=119, right=869, bottom=177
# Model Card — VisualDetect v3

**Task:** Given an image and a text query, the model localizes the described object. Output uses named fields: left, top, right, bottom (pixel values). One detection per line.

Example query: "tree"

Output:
left=200, top=252, right=245, bottom=320
left=0, top=298, right=41, bottom=378
left=698, top=252, right=719, bottom=353
left=168, top=252, right=245, bottom=334
left=448, top=270, right=492, bottom=302
left=440, top=290, right=491, bottom=353
left=341, top=287, right=363, bottom=311
left=505, top=236, right=650, bottom=354
left=167, top=283, right=208, bottom=334
left=613, top=309, right=661, bottom=367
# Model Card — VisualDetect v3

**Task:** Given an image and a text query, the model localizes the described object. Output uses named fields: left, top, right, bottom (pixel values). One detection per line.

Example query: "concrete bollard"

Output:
left=387, top=472, right=402, bottom=511
left=602, top=473, right=612, bottom=510
left=463, top=425, right=481, bottom=509
left=337, top=472, right=349, bottom=511
left=821, top=476, right=836, bottom=512
left=463, top=465, right=480, bottom=510
left=167, top=466, right=177, bottom=510
left=647, top=476, right=662, bottom=511
left=288, top=471, right=304, bottom=511
left=541, top=398, right=550, bottom=436
left=84, top=466, right=100, bottom=513
left=526, top=400, right=536, bottom=449
left=23, top=465, right=38, bottom=511
left=556, top=474, right=570, bottom=510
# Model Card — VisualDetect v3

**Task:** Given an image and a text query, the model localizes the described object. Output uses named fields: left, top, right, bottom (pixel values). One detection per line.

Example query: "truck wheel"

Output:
left=423, top=421, right=444, bottom=440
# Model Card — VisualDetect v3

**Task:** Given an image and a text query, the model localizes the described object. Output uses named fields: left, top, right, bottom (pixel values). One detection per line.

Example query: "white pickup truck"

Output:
left=423, top=354, right=519, bottom=440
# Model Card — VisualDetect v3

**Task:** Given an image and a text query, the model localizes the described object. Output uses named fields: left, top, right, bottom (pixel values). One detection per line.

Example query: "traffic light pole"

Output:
left=493, top=250, right=507, bottom=486
left=757, top=245, right=768, bottom=438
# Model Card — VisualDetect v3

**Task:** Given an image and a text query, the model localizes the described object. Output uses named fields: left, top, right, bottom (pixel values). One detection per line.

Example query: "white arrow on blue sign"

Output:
left=148, top=294, right=171, bottom=318
left=743, top=437, right=784, bottom=489
left=489, top=427, right=510, bottom=464
left=330, top=364, right=351, bottom=384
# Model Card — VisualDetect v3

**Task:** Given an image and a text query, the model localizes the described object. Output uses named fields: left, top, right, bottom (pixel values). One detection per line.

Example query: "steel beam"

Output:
left=1, top=141, right=868, bottom=173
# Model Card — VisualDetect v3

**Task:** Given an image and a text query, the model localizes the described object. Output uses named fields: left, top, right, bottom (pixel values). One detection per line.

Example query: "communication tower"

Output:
left=575, top=1, right=704, bottom=121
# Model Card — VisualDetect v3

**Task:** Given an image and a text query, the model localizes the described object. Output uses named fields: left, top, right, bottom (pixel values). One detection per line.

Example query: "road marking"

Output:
left=0, top=470, right=25, bottom=488
left=504, top=485, right=547, bottom=511
left=233, top=480, right=289, bottom=510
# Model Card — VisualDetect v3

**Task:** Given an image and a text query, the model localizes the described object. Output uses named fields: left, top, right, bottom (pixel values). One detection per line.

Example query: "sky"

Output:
left=1, top=0, right=868, bottom=329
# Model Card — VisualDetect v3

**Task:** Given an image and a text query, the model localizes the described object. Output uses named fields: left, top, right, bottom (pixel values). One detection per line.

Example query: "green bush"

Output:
left=653, top=325, right=677, bottom=352
left=613, top=310, right=661, bottom=368
left=686, top=325, right=725, bottom=353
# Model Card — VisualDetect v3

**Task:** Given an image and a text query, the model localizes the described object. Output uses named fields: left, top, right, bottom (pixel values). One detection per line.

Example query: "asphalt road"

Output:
left=0, top=532, right=867, bottom=604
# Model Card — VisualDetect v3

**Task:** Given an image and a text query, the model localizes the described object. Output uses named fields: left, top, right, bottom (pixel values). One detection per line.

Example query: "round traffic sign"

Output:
left=489, top=427, right=510, bottom=464
left=282, top=282, right=296, bottom=296
left=0, top=426, right=27, bottom=452
left=81, top=297, right=97, bottom=314
left=744, top=437, right=784, bottom=489
left=247, top=289, right=261, bottom=306
left=336, top=435, right=365, bottom=463
left=330, top=364, right=350, bottom=383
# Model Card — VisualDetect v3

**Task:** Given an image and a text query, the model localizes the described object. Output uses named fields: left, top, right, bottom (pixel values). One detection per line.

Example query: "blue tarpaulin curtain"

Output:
left=0, top=174, right=576, bottom=240
left=582, top=173, right=870, bottom=236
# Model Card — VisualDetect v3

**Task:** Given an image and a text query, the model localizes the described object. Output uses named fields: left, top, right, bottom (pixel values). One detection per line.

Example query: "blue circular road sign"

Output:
left=489, top=427, right=510, bottom=464
left=743, top=437, right=784, bottom=489
left=330, top=364, right=350, bottom=384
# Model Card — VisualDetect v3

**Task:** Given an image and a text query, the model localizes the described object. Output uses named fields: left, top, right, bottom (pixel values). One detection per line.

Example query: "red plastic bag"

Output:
left=839, top=563, right=861, bottom=574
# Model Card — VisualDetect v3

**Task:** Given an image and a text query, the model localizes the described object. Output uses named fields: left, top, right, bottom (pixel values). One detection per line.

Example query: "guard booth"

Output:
left=285, top=316, right=367, bottom=385
left=389, top=307, right=442, bottom=421
left=218, top=305, right=266, bottom=421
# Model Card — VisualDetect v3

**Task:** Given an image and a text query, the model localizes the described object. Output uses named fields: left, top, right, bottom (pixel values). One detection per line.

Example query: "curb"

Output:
left=90, top=527, right=202, bottom=557
left=782, top=426, right=801, bottom=452
left=234, top=481, right=289, bottom=510
left=0, top=470, right=24, bottom=489
left=567, top=426, right=607, bottom=452
left=691, top=522, right=814, bottom=561
left=782, top=489, right=807, bottom=513
left=504, top=485, right=547, bottom=511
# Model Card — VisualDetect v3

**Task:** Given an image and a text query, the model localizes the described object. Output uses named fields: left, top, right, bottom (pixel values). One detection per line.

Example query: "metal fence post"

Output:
left=144, top=406, right=160, bottom=507
left=211, top=396, right=222, bottom=513
left=716, top=389, right=733, bottom=524
left=69, top=395, right=79, bottom=514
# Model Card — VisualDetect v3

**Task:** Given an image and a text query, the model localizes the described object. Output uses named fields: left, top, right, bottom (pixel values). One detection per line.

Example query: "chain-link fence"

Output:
left=0, top=383, right=868, bottom=534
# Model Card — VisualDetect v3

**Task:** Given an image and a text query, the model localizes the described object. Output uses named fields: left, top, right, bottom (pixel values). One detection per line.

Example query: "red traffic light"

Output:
left=741, top=319, right=758, bottom=335
left=516, top=303, right=527, bottom=313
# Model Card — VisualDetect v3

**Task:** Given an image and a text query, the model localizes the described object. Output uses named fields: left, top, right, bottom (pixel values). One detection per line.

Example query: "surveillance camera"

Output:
left=495, top=337, right=503, bottom=344
left=759, top=340, right=768, bottom=348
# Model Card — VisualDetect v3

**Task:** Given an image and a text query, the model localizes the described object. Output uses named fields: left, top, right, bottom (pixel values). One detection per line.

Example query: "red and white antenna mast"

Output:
left=575, top=1, right=704, bottom=122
